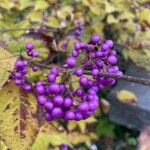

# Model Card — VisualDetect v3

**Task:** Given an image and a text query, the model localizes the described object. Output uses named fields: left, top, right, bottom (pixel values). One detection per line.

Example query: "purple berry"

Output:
left=90, top=35, right=100, bottom=44
left=79, top=76, right=88, bottom=86
left=15, top=60, right=23, bottom=68
left=75, top=68, right=83, bottom=77
left=22, top=84, right=32, bottom=91
left=51, top=107, right=63, bottom=118
left=49, top=83, right=60, bottom=94
left=107, top=55, right=117, bottom=65
left=32, top=66, right=39, bottom=72
left=78, top=102, right=88, bottom=112
left=37, top=96, right=47, bottom=106
left=36, top=85, right=45, bottom=95
left=26, top=42, right=34, bottom=51
left=53, top=95, right=64, bottom=106
left=92, top=69, right=99, bottom=76
left=66, top=57, right=76, bottom=67
left=64, top=97, right=73, bottom=108
left=15, top=79, right=22, bottom=85
left=75, top=112, right=83, bottom=120
left=50, top=67, right=59, bottom=76
left=74, top=42, right=81, bottom=50
left=45, top=112, right=53, bottom=121
left=65, top=111, right=75, bottom=120
left=48, top=74, right=56, bottom=82
left=32, top=50, right=39, bottom=57
left=44, top=101, right=54, bottom=112
left=72, top=49, right=79, bottom=57
left=101, top=43, right=109, bottom=51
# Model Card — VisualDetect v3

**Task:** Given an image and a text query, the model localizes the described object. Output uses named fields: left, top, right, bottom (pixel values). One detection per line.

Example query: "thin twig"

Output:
left=25, top=58, right=150, bottom=87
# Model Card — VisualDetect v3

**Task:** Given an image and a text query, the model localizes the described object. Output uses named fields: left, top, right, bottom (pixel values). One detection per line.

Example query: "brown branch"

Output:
left=85, top=71, right=150, bottom=86
left=25, top=59, right=150, bottom=86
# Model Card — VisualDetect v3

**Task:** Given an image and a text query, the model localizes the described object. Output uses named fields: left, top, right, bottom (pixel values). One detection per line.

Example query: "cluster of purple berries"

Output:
left=35, top=64, right=99, bottom=121
left=71, top=35, right=123, bottom=90
left=12, top=42, right=40, bottom=90
left=13, top=59, right=32, bottom=91
left=12, top=35, right=123, bottom=122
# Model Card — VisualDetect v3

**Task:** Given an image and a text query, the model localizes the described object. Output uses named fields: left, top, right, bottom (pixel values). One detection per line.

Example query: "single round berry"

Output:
left=66, top=57, right=76, bottom=67
left=15, top=60, right=24, bottom=68
left=22, top=84, right=32, bottom=91
left=78, top=102, right=88, bottom=112
left=79, top=76, right=88, bottom=86
left=51, top=107, right=63, bottom=118
left=107, top=55, right=117, bottom=65
left=106, top=40, right=113, bottom=48
left=75, top=68, right=83, bottom=77
left=74, top=42, right=81, bottom=50
left=50, top=67, right=59, bottom=76
left=36, top=85, right=45, bottom=95
left=26, top=42, right=34, bottom=51
left=37, top=96, right=47, bottom=106
left=65, top=111, right=75, bottom=120
left=49, top=83, right=60, bottom=94
left=63, top=97, right=73, bottom=108
left=72, top=49, right=79, bottom=57
left=75, top=112, right=83, bottom=120
left=53, top=95, right=64, bottom=106
left=45, top=112, right=53, bottom=121
left=90, top=35, right=100, bottom=44
left=32, top=66, right=39, bottom=72
left=91, top=69, right=99, bottom=76
left=48, top=74, right=56, bottom=82
left=15, top=79, right=22, bottom=85
left=101, top=43, right=109, bottom=51
left=75, top=88, right=84, bottom=96
left=44, top=101, right=54, bottom=112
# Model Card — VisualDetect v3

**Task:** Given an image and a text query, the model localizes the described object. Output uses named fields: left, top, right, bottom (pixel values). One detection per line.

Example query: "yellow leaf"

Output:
left=104, top=1, right=116, bottom=13
left=0, top=82, right=39, bottom=150
left=107, top=15, right=118, bottom=24
left=0, top=48, right=16, bottom=90
left=27, top=11, right=42, bottom=22
left=68, top=132, right=97, bottom=145
left=32, top=123, right=68, bottom=149
left=34, top=0, right=49, bottom=11
left=45, top=17, right=59, bottom=28
left=117, top=90, right=137, bottom=103
left=19, top=0, right=35, bottom=10
left=71, top=75, right=80, bottom=90
left=138, top=9, right=150, bottom=25
left=0, top=139, right=8, bottom=150
left=70, top=117, right=97, bottom=133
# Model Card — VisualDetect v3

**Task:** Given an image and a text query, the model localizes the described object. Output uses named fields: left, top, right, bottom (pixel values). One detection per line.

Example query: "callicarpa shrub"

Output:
left=11, top=34, right=123, bottom=122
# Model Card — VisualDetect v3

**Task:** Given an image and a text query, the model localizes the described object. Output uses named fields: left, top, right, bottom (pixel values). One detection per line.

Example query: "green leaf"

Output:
left=96, top=119, right=115, bottom=138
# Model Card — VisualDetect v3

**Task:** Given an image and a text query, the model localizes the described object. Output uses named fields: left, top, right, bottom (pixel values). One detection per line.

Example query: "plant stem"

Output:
left=25, top=59, right=150, bottom=86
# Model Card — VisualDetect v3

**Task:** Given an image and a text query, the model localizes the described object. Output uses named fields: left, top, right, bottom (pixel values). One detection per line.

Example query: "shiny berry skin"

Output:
left=66, top=57, right=76, bottom=67
left=107, top=55, right=117, bottom=65
left=26, top=43, right=34, bottom=51
left=90, top=35, right=100, bottom=44
left=75, top=68, right=83, bottom=77
left=44, top=101, right=54, bottom=112
left=53, top=95, right=64, bottom=106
